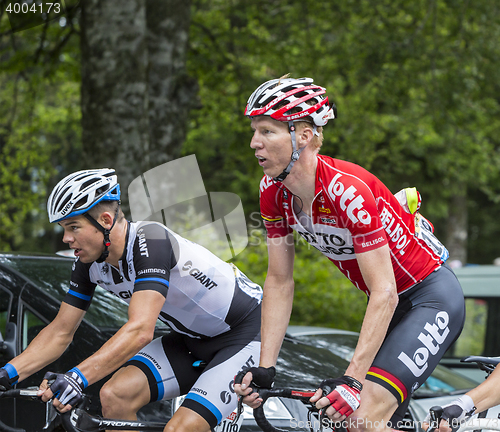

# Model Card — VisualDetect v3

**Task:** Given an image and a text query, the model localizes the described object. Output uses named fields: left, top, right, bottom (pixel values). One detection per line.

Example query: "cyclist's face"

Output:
left=250, top=117, right=292, bottom=178
left=59, top=216, right=104, bottom=263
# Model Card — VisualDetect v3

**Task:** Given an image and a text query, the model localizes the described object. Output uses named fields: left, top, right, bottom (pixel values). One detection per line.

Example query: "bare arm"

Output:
left=259, top=234, right=296, bottom=367
left=345, top=244, right=399, bottom=384
left=467, top=364, right=500, bottom=413
left=235, top=234, right=295, bottom=403
left=10, top=302, right=85, bottom=382
left=70, top=289, right=165, bottom=386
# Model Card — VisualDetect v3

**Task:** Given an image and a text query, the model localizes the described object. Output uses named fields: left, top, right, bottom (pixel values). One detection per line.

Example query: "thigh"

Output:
left=367, top=266, right=465, bottom=405
left=125, top=333, right=202, bottom=403
left=182, top=339, right=261, bottom=429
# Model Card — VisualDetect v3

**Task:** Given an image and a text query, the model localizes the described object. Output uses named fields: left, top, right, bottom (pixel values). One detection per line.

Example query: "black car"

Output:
left=0, top=254, right=422, bottom=432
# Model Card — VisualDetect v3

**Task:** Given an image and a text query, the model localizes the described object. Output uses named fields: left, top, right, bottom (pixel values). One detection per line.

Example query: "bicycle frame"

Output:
left=60, top=408, right=166, bottom=432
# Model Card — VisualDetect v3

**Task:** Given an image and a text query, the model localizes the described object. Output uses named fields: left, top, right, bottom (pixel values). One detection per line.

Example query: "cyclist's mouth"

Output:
left=74, top=248, right=82, bottom=256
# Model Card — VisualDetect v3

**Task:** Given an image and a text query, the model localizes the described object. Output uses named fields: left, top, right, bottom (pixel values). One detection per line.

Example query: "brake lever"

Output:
left=318, top=385, right=334, bottom=432
left=43, top=400, right=58, bottom=430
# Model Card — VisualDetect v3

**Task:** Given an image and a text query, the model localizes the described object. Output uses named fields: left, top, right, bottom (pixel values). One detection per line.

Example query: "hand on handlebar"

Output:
left=38, top=369, right=88, bottom=413
left=311, top=376, right=363, bottom=421
left=234, top=366, right=276, bottom=409
left=423, top=397, right=476, bottom=432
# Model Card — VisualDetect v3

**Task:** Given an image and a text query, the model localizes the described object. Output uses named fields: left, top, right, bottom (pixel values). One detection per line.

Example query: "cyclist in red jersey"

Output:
left=234, top=76, right=466, bottom=432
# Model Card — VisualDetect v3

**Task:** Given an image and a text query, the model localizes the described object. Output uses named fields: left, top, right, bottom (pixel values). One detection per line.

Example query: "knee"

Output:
left=100, top=380, right=124, bottom=417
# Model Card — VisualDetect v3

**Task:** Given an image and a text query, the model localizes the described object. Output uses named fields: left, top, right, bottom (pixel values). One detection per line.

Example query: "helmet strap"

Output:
left=84, top=206, right=119, bottom=263
left=273, top=121, right=305, bottom=182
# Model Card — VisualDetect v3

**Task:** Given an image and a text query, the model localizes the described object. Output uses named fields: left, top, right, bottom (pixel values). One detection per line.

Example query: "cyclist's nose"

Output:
left=62, top=230, right=73, bottom=244
left=250, top=131, right=262, bottom=149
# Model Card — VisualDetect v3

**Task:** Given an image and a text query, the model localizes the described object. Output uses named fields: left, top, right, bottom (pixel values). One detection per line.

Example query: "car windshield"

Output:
left=0, top=255, right=129, bottom=329
left=292, top=331, right=477, bottom=398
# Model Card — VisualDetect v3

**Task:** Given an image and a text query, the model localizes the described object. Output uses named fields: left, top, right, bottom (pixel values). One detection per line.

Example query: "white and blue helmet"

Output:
left=47, top=169, right=120, bottom=223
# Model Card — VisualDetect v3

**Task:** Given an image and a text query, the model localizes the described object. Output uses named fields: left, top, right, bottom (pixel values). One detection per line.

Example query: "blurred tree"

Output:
left=80, top=0, right=197, bottom=213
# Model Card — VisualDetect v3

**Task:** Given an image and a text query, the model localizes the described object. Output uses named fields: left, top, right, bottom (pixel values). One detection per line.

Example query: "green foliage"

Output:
left=186, top=0, right=500, bottom=262
left=231, top=230, right=366, bottom=331
left=0, top=9, right=81, bottom=251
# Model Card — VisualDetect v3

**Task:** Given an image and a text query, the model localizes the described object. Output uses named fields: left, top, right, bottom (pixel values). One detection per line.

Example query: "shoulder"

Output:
left=318, top=156, right=383, bottom=194
left=259, top=175, right=278, bottom=197
left=72, top=257, right=92, bottom=275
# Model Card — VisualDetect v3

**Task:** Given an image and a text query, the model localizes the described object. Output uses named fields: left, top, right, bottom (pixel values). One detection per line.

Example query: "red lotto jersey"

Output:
left=259, top=155, right=445, bottom=295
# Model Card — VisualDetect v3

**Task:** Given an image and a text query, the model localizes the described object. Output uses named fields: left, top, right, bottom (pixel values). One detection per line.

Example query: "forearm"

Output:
left=10, top=325, right=75, bottom=382
left=75, top=321, right=153, bottom=386
left=345, top=289, right=398, bottom=383
left=467, top=366, right=500, bottom=413
left=260, top=276, right=295, bottom=367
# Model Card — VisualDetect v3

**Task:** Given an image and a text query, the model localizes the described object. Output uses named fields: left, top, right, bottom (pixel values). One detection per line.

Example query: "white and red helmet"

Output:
left=244, top=77, right=336, bottom=126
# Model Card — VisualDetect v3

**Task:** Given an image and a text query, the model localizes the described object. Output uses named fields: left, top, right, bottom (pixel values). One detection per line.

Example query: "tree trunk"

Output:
left=80, top=0, right=149, bottom=201
left=80, top=0, right=195, bottom=214
left=446, top=192, right=468, bottom=266
left=145, top=0, right=197, bottom=167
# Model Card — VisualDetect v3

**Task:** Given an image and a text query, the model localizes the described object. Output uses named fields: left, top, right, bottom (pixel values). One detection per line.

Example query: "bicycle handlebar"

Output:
left=0, top=388, right=166, bottom=432
left=252, top=388, right=317, bottom=432
left=427, top=406, right=444, bottom=432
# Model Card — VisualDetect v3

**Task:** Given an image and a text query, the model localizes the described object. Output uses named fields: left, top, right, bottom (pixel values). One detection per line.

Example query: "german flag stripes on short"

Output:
left=366, top=366, right=408, bottom=403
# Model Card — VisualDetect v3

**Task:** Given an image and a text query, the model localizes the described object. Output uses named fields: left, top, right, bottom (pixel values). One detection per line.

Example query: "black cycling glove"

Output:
left=45, top=368, right=88, bottom=407
left=0, top=363, right=19, bottom=391
left=235, top=366, right=276, bottom=389
left=425, top=395, right=476, bottom=432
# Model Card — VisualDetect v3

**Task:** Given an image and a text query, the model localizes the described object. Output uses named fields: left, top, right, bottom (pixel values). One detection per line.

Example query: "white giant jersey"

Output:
left=66, top=221, right=262, bottom=338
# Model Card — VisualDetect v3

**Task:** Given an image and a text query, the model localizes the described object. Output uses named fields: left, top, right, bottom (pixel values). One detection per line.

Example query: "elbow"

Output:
left=126, top=322, right=155, bottom=350
left=388, top=286, right=399, bottom=311
left=374, top=284, right=398, bottom=311
left=136, top=328, right=154, bottom=348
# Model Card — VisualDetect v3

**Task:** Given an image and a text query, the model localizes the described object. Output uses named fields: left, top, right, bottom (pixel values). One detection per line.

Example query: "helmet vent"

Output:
left=56, top=193, right=72, bottom=213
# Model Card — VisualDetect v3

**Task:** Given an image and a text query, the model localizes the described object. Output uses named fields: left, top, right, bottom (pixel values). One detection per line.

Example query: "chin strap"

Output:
left=273, top=121, right=318, bottom=182
left=84, top=206, right=119, bottom=263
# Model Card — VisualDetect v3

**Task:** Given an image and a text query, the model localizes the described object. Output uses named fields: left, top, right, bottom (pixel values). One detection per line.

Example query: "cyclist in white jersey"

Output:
left=423, top=363, right=500, bottom=432
left=0, top=169, right=262, bottom=432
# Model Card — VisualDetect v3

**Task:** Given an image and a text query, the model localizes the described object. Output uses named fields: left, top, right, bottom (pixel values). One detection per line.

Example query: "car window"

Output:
left=444, top=297, right=500, bottom=358
left=20, top=305, right=47, bottom=351
left=0, top=287, right=12, bottom=341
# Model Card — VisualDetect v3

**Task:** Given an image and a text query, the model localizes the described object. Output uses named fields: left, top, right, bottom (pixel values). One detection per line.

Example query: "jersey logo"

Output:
left=182, top=261, right=218, bottom=290
left=259, top=176, right=274, bottom=193
left=296, top=229, right=355, bottom=258
left=380, top=207, right=410, bottom=255
left=137, top=228, right=149, bottom=257
left=327, top=173, right=372, bottom=225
